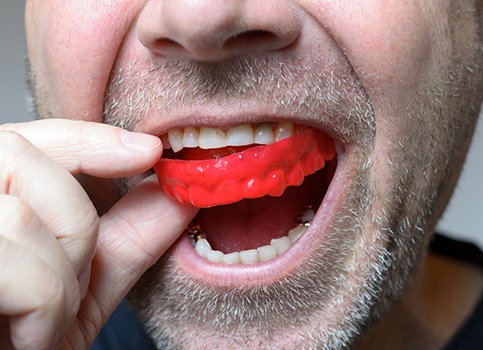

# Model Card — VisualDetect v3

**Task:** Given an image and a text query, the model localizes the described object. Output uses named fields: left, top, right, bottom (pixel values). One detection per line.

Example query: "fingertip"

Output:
left=121, top=130, right=162, bottom=156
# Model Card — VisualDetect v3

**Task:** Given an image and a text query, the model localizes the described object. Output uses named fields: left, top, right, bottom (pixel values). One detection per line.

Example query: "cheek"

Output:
left=306, top=1, right=433, bottom=105
left=26, top=0, right=145, bottom=121
left=302, top=1, right=456, bottom=214
left=302, top=0, right=448, bottom=163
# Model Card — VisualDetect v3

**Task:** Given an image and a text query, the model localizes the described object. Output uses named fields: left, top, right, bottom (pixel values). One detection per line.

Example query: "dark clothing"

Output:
left=92, top=234, right=483, bottom=349
left=432, top=234, right=483, bottom=350
left=91, top=301, right=157, bottom=350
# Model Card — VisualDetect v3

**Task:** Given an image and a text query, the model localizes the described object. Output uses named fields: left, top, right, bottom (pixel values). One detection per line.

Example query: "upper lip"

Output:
left=140, top=112, right=347, bottom=147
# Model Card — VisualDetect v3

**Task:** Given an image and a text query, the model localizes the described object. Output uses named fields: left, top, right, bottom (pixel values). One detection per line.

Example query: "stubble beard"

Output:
left=103, top=48, right=482, bottom=348
left=102, top=55, right=417, bottom=349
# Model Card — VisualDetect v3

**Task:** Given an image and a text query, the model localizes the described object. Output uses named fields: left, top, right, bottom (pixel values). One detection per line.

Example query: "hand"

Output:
left=0, top=119, right=197, bottom=349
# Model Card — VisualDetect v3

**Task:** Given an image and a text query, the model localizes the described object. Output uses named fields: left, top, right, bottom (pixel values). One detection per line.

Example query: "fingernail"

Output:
left=122, top=130, right=161, bottom=153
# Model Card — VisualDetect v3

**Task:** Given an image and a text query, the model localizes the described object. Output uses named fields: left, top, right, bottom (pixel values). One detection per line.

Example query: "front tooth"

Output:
left=199, top=127, right=226, bottom=149
left=288, top=226, right=307, bottom=243
left=275, top=122, right=294, bottom=142
left=183, top=127, right=199, bottom=148
left=206, top=250, right=224, bottom=263
left=271, top=236, right=292, bottom=255
left=239, top=249, right=260, bottom=264
left=254, top=123, right=275, bottom=145
left=257, top=245, right=277, bottom=262
left=168, top=128, right=184, bottom=152
left=226, top=124, right=254, bottom=146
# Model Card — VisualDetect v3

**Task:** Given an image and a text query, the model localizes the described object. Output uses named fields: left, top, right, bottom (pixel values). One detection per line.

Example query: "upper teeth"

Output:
left=163, top=122, right=301, bottom=153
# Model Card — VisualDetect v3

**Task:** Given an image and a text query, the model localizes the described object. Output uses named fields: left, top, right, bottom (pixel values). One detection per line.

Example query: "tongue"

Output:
left=195, top=170, right=328, bottom=253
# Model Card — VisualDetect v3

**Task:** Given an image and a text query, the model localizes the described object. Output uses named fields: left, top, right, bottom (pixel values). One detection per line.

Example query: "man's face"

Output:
left=26, top=0, right=483, bottom=348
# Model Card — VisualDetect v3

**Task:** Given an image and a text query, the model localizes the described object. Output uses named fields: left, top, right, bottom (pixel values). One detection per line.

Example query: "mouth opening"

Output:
left=191, top=162, right=336, bottom=264
left=155, top=122, right=338, bottom=264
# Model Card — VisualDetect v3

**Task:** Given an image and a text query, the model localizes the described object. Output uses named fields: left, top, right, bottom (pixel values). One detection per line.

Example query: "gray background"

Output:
left=1, top=1, right=482, bottom=246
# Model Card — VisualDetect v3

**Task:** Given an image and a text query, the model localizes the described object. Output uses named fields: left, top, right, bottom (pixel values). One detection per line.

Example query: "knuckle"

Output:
left=10, top=270, right=70, bottom=350
left=76, top=312, right=100, bottom=346
left=0, top=130, right=31, bottom=154
left=60, top=211, right=100, bottom=269
left=0, top=196, right=37, bottom=235
left=74, top=294, right=109, bottom=345
left=41, top=272, right=66, bottom=310
left=0, top=131, right=39, bottom=195
left=74, top=120, right=101, bottom=150
left=29, top=267, right=68, bottom=317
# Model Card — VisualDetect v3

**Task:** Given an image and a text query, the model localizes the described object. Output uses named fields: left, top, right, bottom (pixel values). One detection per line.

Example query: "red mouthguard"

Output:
left=154, top=129, right=336, bottom=208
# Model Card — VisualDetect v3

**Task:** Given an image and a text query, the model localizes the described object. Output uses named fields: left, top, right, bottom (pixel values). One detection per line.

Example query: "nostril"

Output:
left=232, top=30, right=276, bottom=41
left=224, top=30, right=278, bottom=51
left=152, top=37, right=182, bottom=52
left=150, top=29, right=289, bottom=60
left=137, top=1, right=301, bottom=60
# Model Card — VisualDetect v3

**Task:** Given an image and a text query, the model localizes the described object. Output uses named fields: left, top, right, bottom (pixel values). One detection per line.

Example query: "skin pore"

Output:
left=24, top=0, right=483, bottom=349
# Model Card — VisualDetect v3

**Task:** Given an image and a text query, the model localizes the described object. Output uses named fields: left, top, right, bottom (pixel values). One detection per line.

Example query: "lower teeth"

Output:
left=188, top=206, right=315, bottom=264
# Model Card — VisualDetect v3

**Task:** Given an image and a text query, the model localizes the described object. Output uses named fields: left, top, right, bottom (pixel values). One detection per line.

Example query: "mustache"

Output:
left=103, top=55, right=375, bottom=144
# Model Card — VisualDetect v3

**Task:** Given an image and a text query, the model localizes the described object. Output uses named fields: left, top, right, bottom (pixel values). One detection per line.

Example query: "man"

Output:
left=0, top=0, right=482, bottom=349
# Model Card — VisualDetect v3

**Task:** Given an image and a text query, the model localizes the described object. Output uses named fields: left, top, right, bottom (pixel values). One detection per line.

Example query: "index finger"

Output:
left=0, top=119, right=162, bottom=178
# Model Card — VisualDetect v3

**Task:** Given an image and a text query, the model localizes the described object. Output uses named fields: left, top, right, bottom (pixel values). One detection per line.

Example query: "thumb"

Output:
left=72, top=175, right=197, bottom=344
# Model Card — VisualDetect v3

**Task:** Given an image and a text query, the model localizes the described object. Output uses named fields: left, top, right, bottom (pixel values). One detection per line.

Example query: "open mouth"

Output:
left=154, top=122, right=338, bottom=266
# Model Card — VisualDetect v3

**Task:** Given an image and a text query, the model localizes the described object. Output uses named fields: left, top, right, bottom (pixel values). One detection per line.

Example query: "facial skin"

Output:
left=25, top=0, right=483, bottom=349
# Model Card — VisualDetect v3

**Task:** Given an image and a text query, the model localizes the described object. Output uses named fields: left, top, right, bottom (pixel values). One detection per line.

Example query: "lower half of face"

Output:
left=28, top=0, right=483, bottom=348
left=117, top=57, right=479, bottom=349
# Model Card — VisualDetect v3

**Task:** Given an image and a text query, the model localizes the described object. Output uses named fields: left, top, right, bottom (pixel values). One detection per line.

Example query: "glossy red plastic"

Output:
left=154, top=129, right=336, bottom=207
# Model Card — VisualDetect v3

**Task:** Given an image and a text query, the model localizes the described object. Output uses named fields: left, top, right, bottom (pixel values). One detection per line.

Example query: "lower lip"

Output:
left=167, top=150, right=347, bottom=287
left=170, top=231, right=321, bottom=286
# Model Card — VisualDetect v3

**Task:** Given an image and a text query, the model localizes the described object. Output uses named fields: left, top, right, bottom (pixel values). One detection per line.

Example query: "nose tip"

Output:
left=137, top=1, right=301, bottom=61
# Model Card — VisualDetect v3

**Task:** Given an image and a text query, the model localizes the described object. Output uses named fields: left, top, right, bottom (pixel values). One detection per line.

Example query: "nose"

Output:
left=137, top=0, right=301, bottom=61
